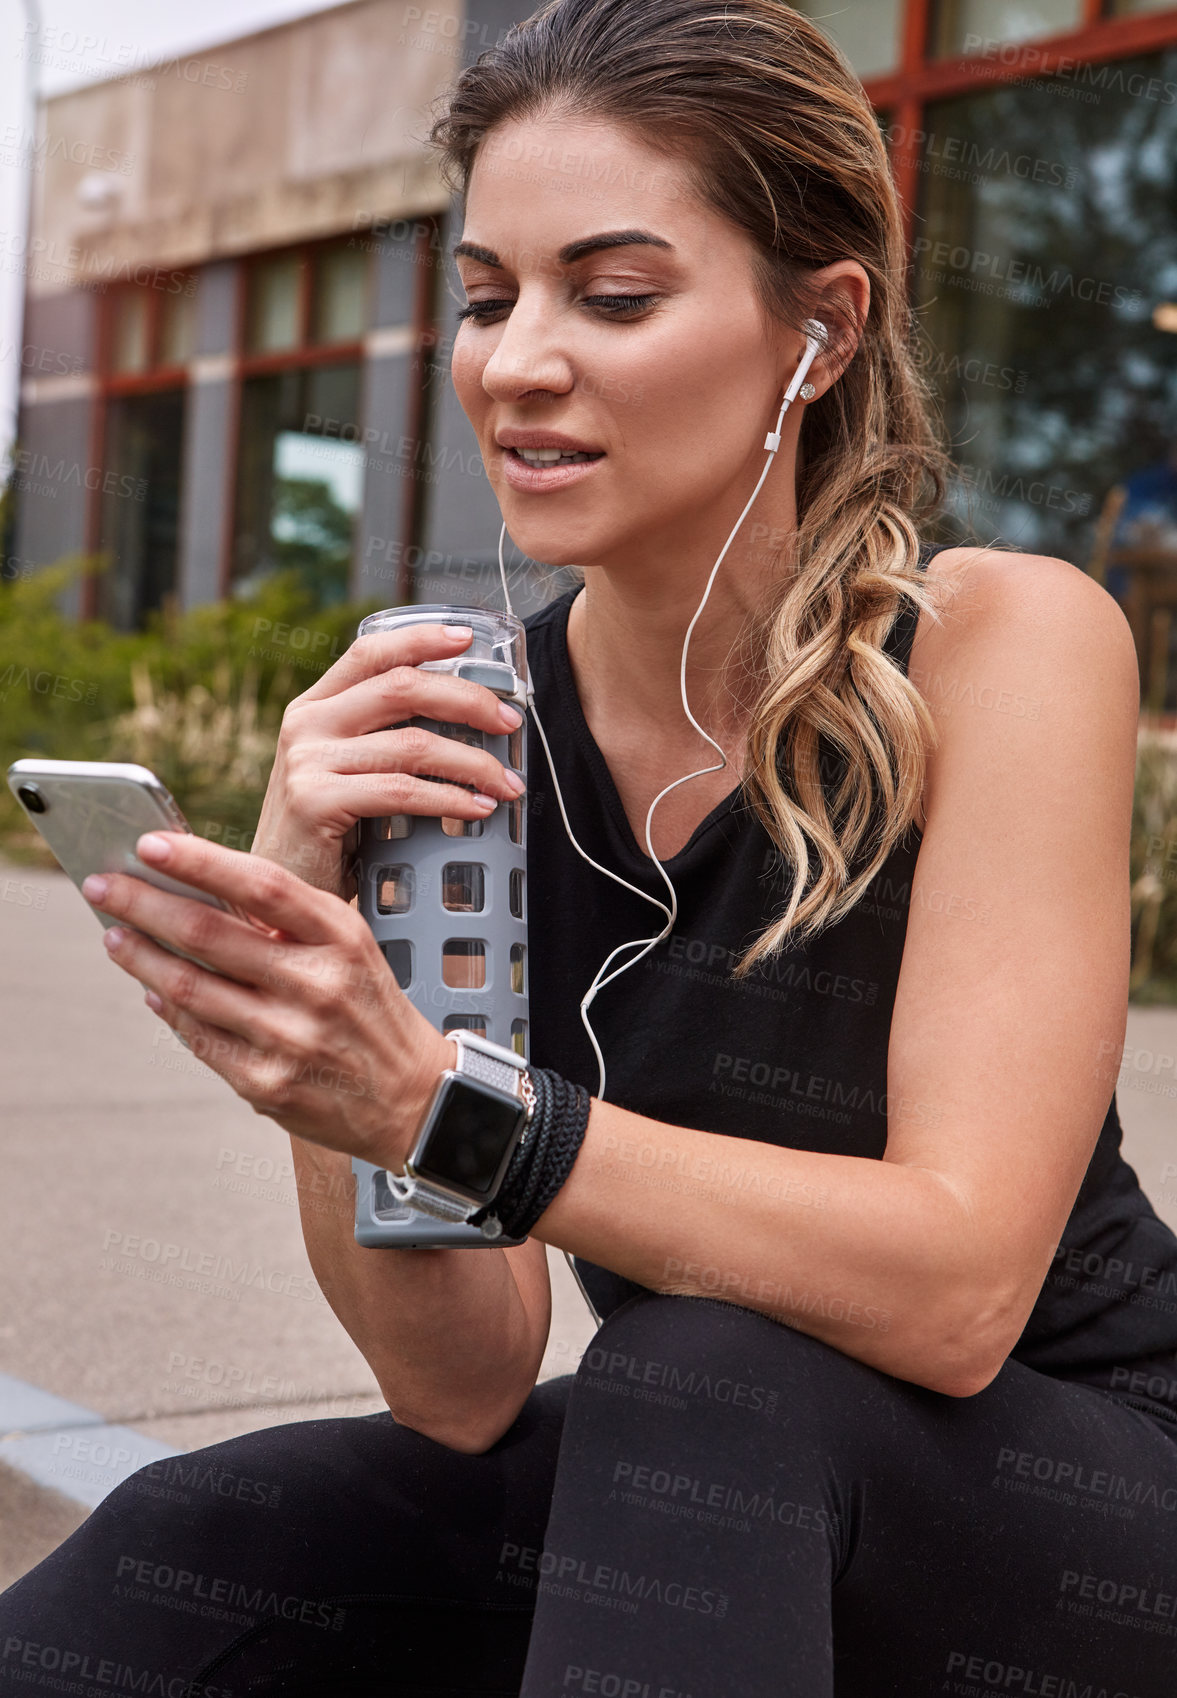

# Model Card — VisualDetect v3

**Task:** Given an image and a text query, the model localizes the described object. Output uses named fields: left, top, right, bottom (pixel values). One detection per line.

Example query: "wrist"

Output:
left=390, top=1032, right=457, bottom=1174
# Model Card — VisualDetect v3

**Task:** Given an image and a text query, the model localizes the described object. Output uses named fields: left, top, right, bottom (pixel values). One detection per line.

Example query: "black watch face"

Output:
left=417, top=1077, right=521, bottom=1197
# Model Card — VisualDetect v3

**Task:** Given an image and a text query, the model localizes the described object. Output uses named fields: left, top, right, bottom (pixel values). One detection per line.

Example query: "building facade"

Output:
left=7, top=0, right=1177, bottom=637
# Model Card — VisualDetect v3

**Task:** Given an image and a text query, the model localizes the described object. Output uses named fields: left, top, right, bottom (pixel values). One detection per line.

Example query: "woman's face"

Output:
left=451, top=116, right=800, bottom=576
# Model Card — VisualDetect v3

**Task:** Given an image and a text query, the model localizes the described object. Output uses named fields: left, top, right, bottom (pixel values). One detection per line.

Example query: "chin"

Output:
left=498, top=517, right=610, bottom=571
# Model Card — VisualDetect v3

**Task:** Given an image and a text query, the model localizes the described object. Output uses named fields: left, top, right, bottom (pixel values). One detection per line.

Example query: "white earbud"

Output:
left=764, top=317, right=828, bottom=451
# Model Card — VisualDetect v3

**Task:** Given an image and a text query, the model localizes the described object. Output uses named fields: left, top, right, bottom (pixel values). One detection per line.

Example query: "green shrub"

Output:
left=0, top=557, right=380, bottom=862
left=1130, top=729, right=1177, bottom=1004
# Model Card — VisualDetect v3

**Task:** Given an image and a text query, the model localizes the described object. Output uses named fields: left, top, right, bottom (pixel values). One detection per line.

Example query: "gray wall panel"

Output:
left=355, top=351, right=412, bottom=605
left=372, top=225, right=423, bottom=329
left=416, top=3, right=565, bottom=616
left=177, top=378, right=235, bottom=611
left=22, top=290, right=99, bottom=375
left=195, top=261, right=239, bottom=357
left=12, top=396, right=97, bottom=619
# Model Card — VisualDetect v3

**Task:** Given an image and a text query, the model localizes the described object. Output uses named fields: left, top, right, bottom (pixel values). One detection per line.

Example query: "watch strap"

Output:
left=449, top=1029, right=527, bottom=1095
left=384, top=1170, right=473, bottom=1223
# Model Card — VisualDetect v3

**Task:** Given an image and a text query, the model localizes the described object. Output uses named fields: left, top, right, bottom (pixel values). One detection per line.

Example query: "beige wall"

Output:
left=26, top=0, right=461, bottom=297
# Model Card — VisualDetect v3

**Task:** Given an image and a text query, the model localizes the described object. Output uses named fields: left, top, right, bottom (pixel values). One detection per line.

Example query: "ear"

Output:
left=800, top=261, right=871, bottom=396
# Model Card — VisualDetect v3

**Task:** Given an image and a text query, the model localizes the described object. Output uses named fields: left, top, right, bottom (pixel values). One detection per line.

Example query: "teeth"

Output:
left=515, top=447, right=599, bottom=465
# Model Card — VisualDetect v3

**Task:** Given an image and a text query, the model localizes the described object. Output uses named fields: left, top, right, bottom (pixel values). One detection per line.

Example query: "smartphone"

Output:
left=6, top=759, right=245, bottom=969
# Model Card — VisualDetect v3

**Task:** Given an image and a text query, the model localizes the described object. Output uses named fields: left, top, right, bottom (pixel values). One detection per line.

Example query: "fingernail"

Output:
left=503, top=770, right=526, bottom=795
left=81, top=874, right=108, bottom=902
left=447, top=625, right=473, bottom=641
left=472, top=793, right=498, bottom=810
left=137, top=833, right=171, bottom=862
left=144, top=990, right=163, bottom=1013
left=498, top=702, right=524, bottom=728
left=103, top=927, right=126, bottom=951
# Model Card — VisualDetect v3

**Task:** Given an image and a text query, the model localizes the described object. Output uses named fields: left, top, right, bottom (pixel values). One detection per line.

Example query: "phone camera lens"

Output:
left=17, top=784, right=46, bottom=814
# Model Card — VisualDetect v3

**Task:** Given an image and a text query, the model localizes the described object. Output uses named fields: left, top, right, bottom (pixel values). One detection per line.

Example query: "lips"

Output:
left=495, top=431, right=602, bottom=454
left=507, top=446, right=604, bottom=466
left=499, top=445, right=607, bottom=492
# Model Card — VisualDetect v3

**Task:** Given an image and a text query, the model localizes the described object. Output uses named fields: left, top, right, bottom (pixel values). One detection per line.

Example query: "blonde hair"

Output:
left=430, top=0, right=952, bottom=975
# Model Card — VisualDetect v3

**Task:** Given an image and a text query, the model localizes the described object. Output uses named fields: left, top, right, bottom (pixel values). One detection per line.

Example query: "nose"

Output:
left=480, top=292, right=574, bottom=404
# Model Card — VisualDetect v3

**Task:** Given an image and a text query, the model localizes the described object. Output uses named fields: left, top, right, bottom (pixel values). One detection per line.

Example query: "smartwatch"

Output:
left=384, top=1030, right=536, bottom=1238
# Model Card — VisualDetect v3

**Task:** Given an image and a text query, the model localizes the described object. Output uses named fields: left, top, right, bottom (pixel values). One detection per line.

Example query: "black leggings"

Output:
left=4, top=1292, right=1177, bottom=1697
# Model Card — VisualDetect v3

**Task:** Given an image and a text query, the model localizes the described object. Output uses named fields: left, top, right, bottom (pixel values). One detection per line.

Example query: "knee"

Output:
left=578, top=1290, right=880, bottom=1429
left=80, top=1425, right=306, bottom=1571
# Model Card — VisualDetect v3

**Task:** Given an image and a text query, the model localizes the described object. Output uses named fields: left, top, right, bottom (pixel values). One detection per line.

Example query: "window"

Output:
left=233, top=240, right=371, bottom=604
left=95, top=391, right=185, bottom=629
left=911, top=50, right=1177, bottom=562
left=1106, top=0, right=1177, bottom=13
left=95, top=276, right=197, bottom=627
left=929, top=0, right=1084, bottom=57
left=245, top=240, right=371, bottom=354
left=312, top=245, right=368, bottom=344
left=111, top=291, right=148, bottom=373
left=232, top=364, right=363, bottom=604
left=790, top=0, right=902, bottom=79
left=247, top=254, right=302, bottom=353
left=108, top=278, right=197, bottom=373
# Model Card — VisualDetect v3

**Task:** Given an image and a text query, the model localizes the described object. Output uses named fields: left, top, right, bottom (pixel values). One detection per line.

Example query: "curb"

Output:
left=0, top=1372, right=179, bottom=1511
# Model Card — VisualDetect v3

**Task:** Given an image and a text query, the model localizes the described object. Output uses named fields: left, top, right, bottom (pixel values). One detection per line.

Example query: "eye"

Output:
left=455, top=293, right=661, bottom=324
left=583, top=294, right=660, bottom=317
left=456, top=299, right=514, bottom=323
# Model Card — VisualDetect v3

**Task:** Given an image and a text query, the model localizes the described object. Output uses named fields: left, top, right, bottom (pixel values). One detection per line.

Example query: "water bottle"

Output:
left=350, top=605, right=530, bottom=1248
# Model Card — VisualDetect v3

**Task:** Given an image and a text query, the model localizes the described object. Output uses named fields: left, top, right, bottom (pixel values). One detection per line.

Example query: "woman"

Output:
left=4, top=1, right=1176, bottom=1692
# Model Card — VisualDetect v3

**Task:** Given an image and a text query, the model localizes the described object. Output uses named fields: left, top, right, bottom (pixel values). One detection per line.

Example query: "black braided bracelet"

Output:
left=469, top=1066, right=591, bottom=1240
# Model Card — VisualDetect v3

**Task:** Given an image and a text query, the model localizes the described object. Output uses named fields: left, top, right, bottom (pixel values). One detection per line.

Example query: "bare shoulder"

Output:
left=908, top=545, right=1140, bottom=829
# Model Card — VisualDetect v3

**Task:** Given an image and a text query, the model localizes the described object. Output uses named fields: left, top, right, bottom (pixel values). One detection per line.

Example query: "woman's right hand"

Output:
left=250, top=623, right=526, bottom=899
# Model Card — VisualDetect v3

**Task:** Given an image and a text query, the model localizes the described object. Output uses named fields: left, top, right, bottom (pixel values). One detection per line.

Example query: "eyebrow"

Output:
left=451, top=229, right=674, bottom=267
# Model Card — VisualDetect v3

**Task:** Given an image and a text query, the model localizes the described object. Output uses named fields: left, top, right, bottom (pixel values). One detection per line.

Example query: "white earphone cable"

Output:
left=494, top=322, right=827, bottom=1326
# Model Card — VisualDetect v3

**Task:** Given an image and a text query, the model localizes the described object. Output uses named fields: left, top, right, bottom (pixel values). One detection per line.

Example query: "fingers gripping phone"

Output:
left=6, top=759, right=245, bottom=971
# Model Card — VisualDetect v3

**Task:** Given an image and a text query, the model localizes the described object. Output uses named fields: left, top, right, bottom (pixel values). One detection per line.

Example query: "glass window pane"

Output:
left=789, top=0, right=901, bottom=79
left=112, top=291, right=149, bottom=372
left=930, top=0, right=1082, bottom=57
left=312, top=245, right=368, bottom=343
left=247, top=254, right=303, bottom=353
left=95, top=389, right=185, bottom=630
left=158, top=285, right=196, bottom=365
left=911, top=49, right=1177, bottom=590
left=231, top=364, right=363, bottom=605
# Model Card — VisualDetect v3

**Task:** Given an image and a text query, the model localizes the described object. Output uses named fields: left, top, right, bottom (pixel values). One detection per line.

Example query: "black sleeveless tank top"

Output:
left=522, top=543, right=1177, bottom=1430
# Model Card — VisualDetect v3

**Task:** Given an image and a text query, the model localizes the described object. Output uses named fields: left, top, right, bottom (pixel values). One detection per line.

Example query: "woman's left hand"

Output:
left=81, top=830, right=453, bottom=1169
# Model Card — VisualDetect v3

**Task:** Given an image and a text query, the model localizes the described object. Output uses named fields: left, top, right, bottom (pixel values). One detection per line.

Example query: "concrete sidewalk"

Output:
left=2, top=857, right=1176, bottom=1588
left=0, top=858, right=598, bottom=1586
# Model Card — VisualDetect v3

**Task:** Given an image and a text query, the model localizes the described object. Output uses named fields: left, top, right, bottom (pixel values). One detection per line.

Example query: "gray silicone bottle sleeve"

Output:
left=351, top=657, right=529, bottom=1249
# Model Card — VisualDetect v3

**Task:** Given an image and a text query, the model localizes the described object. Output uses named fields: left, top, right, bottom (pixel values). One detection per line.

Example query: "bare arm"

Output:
left=244, top=624, right=553, bottom=1452
left=93, top=552, right=1138, bottom=1445
left=518, top=551, right=1138, bottom=1400
left=289, top=1137, right=552, bottom=1453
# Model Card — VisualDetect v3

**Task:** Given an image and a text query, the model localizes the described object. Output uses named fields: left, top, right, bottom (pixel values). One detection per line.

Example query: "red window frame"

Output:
left=82, top=272, right=197, bottom=616
left=864, top=1, right=1177, bottom=243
